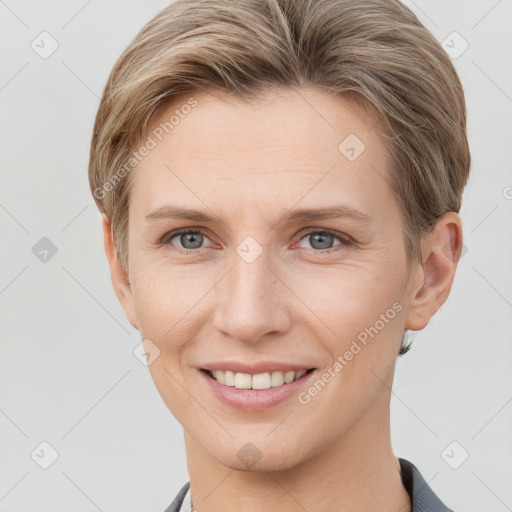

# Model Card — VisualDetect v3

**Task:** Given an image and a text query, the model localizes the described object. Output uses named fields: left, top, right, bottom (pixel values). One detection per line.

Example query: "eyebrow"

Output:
left=144, top=204, right=373, bottom=227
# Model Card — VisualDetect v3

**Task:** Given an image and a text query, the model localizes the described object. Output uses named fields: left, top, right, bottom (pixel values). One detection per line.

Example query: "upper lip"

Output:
left=200, top=361, right=315, bottom=374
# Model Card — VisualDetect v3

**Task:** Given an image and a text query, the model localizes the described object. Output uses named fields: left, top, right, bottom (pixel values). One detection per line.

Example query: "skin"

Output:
left=102, top=87, right=463, bottom=512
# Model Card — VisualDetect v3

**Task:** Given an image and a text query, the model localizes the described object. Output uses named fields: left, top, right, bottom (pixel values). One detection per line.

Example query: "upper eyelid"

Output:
left=295, top=227, right=352, bottom=242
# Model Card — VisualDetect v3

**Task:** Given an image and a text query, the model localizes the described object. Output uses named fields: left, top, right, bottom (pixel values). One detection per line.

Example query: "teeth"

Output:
left=209, top=369, right=309, bottom=390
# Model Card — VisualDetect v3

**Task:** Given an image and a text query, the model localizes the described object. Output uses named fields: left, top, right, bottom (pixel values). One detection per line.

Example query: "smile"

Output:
left=203, top=368, right=315, bottom=390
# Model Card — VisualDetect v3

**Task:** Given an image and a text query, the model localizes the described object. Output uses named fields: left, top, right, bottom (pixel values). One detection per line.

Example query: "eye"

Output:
left=295, top=229, right=352, bottom=253
left=159, top=228, right=353, bottom=255
left=160, top=229, right=211, bottom=252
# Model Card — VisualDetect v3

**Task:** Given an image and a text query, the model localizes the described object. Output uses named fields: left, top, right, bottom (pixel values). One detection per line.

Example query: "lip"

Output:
left=200, top=361, right=314, bottom=374
left=198, top=367, right=317, bottom=411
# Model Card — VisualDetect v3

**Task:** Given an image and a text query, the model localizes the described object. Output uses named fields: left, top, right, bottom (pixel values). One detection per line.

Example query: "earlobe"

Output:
left=101, top=213, right=139, bottom=331
left=404, top=212, right=463, bottom=332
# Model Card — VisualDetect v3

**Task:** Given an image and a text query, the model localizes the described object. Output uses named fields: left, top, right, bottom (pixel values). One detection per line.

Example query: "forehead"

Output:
left=130, top=87, right=396, bottom=222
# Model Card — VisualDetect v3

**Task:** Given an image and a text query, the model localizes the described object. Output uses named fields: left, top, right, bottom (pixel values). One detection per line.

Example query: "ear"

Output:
left=405, top=212, right=464, bottom=331
left=101, top=213, right=139, bottom=331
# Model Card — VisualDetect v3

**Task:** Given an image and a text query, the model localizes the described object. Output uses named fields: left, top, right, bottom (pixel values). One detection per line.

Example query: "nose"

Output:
left=211, top=248, right=291, bottom=343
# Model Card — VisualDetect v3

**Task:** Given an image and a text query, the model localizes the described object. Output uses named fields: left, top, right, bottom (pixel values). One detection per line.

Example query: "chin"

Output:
left=207, top=436, right=316, bottom=473
left=221, top=454, right=301, bottom=473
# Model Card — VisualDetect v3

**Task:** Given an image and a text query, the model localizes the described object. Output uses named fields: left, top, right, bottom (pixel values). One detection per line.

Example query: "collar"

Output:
left=399, top=458, right=454, bottom=511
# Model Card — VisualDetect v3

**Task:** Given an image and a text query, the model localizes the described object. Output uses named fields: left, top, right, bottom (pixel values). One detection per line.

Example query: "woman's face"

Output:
left=115, top=87, right=422, bottom=471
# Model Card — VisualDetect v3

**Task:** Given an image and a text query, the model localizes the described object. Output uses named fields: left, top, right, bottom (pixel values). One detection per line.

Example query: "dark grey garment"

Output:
left=398, top=458, right=455, bottom=512
left=163, top=480, right=190, bottom=512
left=163, top=457, right=454, bottom=512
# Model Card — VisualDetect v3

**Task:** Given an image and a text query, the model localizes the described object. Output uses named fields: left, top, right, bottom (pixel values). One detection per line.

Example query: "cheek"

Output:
left=129, top=263, right=218, bottom=384
left=300, top=283, right=405, bottom=433
left=308, top=263, right=406, bottom=383
left=129, top=266, right=206, bottom=415
left=303, top=263, right=403, bottom=330
left=130, top=261, right=206, bottom=328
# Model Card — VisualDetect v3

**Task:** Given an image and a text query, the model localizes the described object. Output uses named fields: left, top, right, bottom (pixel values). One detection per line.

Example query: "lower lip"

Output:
left=198, top=369, right=317, bottom=411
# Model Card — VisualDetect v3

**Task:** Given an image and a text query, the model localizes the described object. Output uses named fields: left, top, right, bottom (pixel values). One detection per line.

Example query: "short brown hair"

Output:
left=88, top=0, right=471, bottom=355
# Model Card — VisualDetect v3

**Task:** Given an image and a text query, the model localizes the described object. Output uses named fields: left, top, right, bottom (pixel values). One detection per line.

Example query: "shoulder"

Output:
left=399, top=458, right=455, bottom=512
left=162, top=481, right=190, bottom=512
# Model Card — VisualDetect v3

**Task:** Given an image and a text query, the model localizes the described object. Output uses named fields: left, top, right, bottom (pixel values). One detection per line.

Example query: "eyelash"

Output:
left=159, top=228, right=354, bottom=256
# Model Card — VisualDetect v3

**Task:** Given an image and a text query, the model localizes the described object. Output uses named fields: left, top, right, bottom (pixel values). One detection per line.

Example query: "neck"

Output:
left=183, top=387, right=411, bottom=512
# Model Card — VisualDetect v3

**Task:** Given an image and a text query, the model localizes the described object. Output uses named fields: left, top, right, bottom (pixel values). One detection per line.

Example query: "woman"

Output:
left=88, top=0, right=470, bottom=510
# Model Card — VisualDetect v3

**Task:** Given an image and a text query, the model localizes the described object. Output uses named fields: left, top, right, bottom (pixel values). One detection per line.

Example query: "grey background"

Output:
left=1, top=0, right=511, bottom=511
